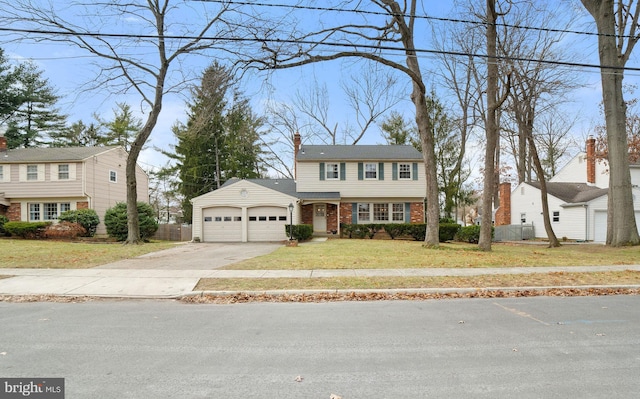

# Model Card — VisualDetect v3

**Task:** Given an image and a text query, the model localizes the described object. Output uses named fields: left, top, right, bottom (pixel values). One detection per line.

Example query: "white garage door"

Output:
left=594, top=210, right=640, bottom=243
left=248, top=206, right=289, bottom=242
left=202, top=207, right=242, bottom=242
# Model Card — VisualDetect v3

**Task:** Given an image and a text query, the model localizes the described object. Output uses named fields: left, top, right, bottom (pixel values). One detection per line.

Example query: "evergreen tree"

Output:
left=0, top=48, right=22, bottom=126
left=5, top=61, right=67, bottom=148
left=96, top=102, right=142, bottom=151
left=50, top=120, right=104, bottom=147
left=162, top=62, right=264, bottom=223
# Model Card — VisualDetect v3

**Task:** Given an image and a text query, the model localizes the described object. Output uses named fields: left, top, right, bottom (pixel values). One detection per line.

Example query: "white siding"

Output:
left=296, top=161, right=426, bottom=199
left=0, top=164, right=9, bottom=182
left=191, top=180, right=297, bottom=242
left=550, top=152, right=610, bottom=188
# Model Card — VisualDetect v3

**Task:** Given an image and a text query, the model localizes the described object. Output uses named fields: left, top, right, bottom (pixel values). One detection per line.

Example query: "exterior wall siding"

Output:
left=296, top=161, right=426, bottom=198
left=0, top=163, right=84, bottom=198
left=191, top=180, right=297, bottom=241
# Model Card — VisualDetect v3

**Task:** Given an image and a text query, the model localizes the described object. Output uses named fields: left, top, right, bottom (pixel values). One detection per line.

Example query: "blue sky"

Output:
left=0, top=0, right=634, bottom=178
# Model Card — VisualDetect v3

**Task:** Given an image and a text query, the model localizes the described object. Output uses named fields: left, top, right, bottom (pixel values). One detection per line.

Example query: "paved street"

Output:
left=1, top=296, right=639, bottom=398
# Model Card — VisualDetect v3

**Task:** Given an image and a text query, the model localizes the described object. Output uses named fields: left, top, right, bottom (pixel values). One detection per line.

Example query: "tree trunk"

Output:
left=479, top=0, right=500, bottom=251
left=581, top=0, right=640, bottom=246
left=525, top=124, right=560, bottom=247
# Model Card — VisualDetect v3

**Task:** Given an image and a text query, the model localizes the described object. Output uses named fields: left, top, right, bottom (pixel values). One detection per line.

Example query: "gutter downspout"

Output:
left=584, top=204, right=589, bottom=242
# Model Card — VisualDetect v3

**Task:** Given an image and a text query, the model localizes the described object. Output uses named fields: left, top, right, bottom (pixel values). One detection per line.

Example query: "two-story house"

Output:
left=190, top=133, right=426, bottom=242
left=496, top=137, right=640, bottom=242
left=0, top=136, right=149, bottom=236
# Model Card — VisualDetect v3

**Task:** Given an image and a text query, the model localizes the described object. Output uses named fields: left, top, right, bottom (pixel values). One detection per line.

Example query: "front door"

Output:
left=313, top=203, right=326, bottom=232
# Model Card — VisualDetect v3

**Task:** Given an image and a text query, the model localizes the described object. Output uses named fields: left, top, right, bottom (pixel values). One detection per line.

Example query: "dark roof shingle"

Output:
left=528, top=182, right=607, bottom=204
left=296, top=145, right=423, bottom=161
left=0, top=146, right=119, bottom=163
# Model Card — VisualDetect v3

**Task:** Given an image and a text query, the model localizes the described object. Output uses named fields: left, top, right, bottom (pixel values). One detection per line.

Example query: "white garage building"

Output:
left=191, top=178, right=298, bottom=242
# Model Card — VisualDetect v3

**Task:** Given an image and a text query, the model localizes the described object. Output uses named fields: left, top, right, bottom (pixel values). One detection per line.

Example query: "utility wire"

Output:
left=0, top=26, right=637, bottom=72
left=192, top=0, right=632, bottom=39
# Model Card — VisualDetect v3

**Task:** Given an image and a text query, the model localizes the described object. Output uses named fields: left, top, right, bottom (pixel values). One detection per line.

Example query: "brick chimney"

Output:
left=0, top=135, right=7, bottom=153
left=293, top=132, right=301, bottom=179
left=494, top=182, right=512, bottom=226
left=586, top=136, right=596, bottom=185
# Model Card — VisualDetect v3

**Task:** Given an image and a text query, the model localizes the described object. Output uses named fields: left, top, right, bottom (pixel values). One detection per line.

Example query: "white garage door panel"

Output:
left=203, top=207, right=242, bottom=242
left=248, top=206, right=288, bottom=242
left=593, top=210, right=640, bottom=243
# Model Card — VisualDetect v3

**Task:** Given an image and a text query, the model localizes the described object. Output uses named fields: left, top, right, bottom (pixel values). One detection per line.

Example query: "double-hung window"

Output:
left=29, top=204, right=41, bottom=221
left=27, top=165, right=38, bottom=181
left=392, top=203, right=405, bottom=221
left=109, top=170, right=117, bottom=183
left=364, top=163, right=377, bottom=179
left=44, top=203, right=58, bottom=220
left=373, top=203, right=389, bottom=221
left=326, top=163, right=339, bottom=180
left=0, top=165, right=4, bottom=181
left=398, top=163, right=411, bottom=179
left=58, top=164, right=70, bottom=180
left=552, top=211, right=560, bottom=222
left=358, top=203, right=370, bottom=222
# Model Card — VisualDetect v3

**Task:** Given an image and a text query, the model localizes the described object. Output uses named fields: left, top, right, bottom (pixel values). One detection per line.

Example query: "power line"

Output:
left=0, top=26, right=636, bottom=72
left=193, top=0, right=626, bottom=39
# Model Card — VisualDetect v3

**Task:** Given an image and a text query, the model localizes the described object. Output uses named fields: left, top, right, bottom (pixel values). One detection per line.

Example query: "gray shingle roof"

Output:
left=0, top=146, right=119, bottom=163
left=528, top=182, right=608, bottom=204
left=296, top=145, right=423, bottom=161
left=221, top=178, right=341, bottom=200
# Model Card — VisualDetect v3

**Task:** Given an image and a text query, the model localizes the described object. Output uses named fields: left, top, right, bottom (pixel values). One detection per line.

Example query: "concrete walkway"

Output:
left=1, top=265, right=640, bottom=299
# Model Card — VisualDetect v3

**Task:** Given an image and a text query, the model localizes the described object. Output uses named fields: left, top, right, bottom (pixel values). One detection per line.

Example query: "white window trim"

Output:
left=357, top=202, right=405, bottom=223
left=0, top=164, right=8, bottom=182
left=51, top=163, right=76, bottom=181
left=325, top=163, right=339, bottom=180
left=109, top=170, right=118, bottom=183
left=364, top=163, right=378, bottom=180
left=398, top=163, right=412, bottom=180
left=25, top=201, right=75, bottom=222
left=19, top=164, right=45, bottom=182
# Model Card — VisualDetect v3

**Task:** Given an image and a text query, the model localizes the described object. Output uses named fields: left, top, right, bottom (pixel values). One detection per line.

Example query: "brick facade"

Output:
left=76, top=201, right=89, bottom=210
left=494, top=182, right=511, bottom=226
left=326, top=203, right=338, bottom=233
left=7, top=203, right=21, bottom=221
left=410, top=202, right=424, bottom=223
left=340, top=203, right=352, bottom=225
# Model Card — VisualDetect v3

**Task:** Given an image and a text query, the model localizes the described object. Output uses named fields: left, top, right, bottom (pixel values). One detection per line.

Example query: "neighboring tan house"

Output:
left=0, top=136, right=149, bottom=236
left=190, top=133, right=426, bottom=242
left=495, top=137, right=640, bottom=242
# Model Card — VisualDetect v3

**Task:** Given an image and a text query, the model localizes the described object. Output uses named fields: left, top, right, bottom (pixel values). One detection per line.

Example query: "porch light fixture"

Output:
left=288, top=202, right=294, bottom=240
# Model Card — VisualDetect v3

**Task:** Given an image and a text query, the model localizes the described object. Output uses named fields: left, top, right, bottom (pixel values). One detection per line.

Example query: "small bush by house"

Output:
left=58, top=209, right=100, bottom=237
left=104, top=202, right=159, bottom=241
left=0, top=215, right=8, bottom=236
left=4, top=221, right=51, bottom=239
left=44, top=221, right=87, bottom=239
left=285, top=224, right=313, bottom=241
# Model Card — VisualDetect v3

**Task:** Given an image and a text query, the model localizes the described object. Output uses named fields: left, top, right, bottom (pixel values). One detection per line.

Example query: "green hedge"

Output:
left=0, top=215, right=8, bottom=236
left=285, top=224, right=313, bottom=241
left=104, top=202, right=159, bottom=241
left=454, top=225, right=493, bottom=243
left=58, top=209, right=100, bottom=237
left=3, top=221, right=51, bottom=239
left=340, top=223, right=461, bottom=242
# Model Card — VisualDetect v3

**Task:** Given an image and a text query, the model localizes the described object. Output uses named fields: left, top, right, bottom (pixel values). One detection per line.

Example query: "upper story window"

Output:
left=109, top=170, right=117, bottom=183
left=552, top=211, right=560, bottom=222
left=398, top=163, right=411, bottom=179
left=326, top=163, right=339, bottom=180
left=0, top=165, right=4, bottom=181
left=364, top=163, right=377, bottom=179
left=58, top=164, right=70, bottom=180
left=27, top=165, right=38, bottom=181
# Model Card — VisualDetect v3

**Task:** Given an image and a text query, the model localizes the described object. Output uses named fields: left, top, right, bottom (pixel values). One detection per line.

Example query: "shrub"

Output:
left=285, top=224, right=313, bottom=241
left=0, top=215, right=8, bottom=236
left=58, top=209, right=100, bottom=237
left=4, top=221, right=51, bottom=239
left=439, top=223, right=461, bottom=242
left=44, top=221, right=87, bottom=239
left=104, top=202, right=159, bottom=241
left=455, top=225, right=493, bottom=243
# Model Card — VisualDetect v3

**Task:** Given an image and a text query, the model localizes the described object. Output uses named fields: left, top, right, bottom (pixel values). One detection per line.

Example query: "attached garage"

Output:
left=191, top=179, right=298, bottom=243
left=594, top=209, right=640, bottom=243
left=202, top=207, right=242, bottom=242
left=248, top=206, right=289, bottom=241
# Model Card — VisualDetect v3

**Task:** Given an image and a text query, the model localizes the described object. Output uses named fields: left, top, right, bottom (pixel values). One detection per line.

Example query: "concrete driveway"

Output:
left=94, top=242, right=283, bottom=270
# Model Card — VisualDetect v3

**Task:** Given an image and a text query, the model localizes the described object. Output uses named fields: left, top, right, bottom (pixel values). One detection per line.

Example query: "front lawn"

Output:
left=0, top=239, right=179, bottom=269
left=223, top=239, right=640, bottom=270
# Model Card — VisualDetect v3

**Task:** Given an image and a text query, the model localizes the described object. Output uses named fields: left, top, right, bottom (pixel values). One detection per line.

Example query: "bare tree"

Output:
left=247, top=1, right=441, bottom=246
left=1, top=1, right=266, bottom=243
left=580, top=0, right=640, bottom=246
left=535, top=112, right=577, bottom=179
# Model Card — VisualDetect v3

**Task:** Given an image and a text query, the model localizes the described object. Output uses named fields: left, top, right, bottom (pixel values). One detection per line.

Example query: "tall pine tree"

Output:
left=5, top=61, right=67, bottom=148
left=162, top=63, right=264, bottom=223
left=0, top=48, right=22, bottom=127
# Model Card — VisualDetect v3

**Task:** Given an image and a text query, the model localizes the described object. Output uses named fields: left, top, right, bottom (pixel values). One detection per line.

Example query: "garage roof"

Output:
left=527, top=182, right=608, bottom=204
left=222, top=178, right=341, bottom=201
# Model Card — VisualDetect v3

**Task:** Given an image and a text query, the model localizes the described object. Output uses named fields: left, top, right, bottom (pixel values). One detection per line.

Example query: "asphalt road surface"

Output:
left=1, top=296, right=639, bottom=398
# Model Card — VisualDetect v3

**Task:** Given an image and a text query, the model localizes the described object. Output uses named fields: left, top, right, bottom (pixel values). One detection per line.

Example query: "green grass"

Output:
left=0, top=239, right=179, bottom=269
left=194, top=271, right=640, bottom=291
left=223, top=239, right=640, bottom=270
